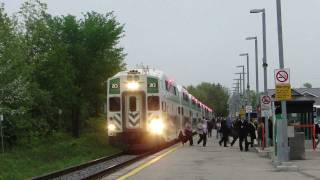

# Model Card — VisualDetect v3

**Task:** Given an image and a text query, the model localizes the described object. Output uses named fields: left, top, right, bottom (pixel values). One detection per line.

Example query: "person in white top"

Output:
left=197, top=117, right=208, bottom=147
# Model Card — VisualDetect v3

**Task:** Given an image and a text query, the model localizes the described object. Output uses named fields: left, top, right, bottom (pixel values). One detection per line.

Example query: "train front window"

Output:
left=109, top=97, right=120, bottom=111
left=129, top=96, right=137, bottom=111
left=148, top=96, right=160, bottom=111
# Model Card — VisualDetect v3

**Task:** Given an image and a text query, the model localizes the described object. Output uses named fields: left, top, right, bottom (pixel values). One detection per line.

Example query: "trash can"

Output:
left=289, top=132, right=305, bottom=160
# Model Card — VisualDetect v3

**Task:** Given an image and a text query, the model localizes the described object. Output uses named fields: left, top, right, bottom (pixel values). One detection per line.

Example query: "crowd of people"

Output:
left=179, top=116, right=274, bottom=152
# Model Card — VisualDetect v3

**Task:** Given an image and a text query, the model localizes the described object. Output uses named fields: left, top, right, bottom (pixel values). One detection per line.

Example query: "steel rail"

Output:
left=30, top=140, right=178, bottom=180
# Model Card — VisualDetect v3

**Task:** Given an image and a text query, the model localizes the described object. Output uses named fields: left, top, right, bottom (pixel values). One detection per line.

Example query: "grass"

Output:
left=0, top=118, right=120, bottom=180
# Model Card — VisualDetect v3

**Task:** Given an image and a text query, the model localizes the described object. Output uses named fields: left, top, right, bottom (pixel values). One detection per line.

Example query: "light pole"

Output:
left=233, top=82, right=240, bottom=94
left=276, top=0, right=289, bottom=162
left=239, top=53, right=250, bottom=122
left=246, top=36, right=259, bottom=103
left=250, top=8, right=269, bottom=147
left=236, top=66, right=246, bottom=101
left=234, top=75, right=243, bottom=95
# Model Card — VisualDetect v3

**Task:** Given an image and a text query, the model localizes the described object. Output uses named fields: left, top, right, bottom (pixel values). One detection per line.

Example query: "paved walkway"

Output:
left=105, top=133, right=317, bottom=180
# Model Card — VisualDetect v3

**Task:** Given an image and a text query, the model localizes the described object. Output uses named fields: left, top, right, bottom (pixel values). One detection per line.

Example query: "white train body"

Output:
left=107, top=69, right=213, bottom=145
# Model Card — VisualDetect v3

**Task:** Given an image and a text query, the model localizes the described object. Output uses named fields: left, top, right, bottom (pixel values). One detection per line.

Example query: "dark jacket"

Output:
left=248, top=122, right=256, bottom=139
left=220, top=120, right=229, bottom=136
left=236, top=120, right=249, bottom=138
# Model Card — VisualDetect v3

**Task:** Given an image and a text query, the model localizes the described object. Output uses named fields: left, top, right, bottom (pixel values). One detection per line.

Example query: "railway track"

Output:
left=30, top=141, right=177, bottom=180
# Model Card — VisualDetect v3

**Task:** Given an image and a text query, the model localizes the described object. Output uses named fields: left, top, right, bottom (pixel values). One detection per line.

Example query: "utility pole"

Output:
left=276, top=0, right=289, bottom=162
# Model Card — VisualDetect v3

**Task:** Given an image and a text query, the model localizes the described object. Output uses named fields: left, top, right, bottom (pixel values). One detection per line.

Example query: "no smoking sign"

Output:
left=275, top=68, right=290, bottom=85
left=260, top=95, right=271, bottom=111
left=262, top=96, right=271, bottom=104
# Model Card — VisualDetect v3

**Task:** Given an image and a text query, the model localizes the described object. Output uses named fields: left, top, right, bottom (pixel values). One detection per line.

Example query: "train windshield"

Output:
left=109, top=97, right=120, bottom=111
left=148, top=96, right=160, bottom=111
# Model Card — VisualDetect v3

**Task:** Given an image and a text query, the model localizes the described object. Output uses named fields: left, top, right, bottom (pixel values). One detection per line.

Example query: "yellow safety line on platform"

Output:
left=116, top=145, right=181, bottom=180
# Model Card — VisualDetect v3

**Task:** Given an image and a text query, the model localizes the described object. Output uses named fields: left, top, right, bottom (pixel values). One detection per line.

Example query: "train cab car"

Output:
left=106, top=68, right=214, bottom=151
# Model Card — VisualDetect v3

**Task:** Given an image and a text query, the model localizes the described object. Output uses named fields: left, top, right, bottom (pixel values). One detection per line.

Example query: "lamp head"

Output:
left=250, top=9, right=265, bottom=13
left=245, top=36, right=257, bottom=40
left=239, top=53, right=248, bottom=57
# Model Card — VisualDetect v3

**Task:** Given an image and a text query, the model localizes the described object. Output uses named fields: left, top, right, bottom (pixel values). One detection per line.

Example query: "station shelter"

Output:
left=268, top=89, right=315, bottom=147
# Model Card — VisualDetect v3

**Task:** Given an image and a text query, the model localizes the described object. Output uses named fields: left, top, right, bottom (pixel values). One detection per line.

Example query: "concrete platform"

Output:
left=104, top=134, right=317, bottom=180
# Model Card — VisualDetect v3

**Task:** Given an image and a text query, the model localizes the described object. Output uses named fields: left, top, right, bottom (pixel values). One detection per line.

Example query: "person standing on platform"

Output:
left=257, top=120, right=264, bottom=147
left=216, top=119, right=221, bottom=139
left=207, top=119, right=214, bottom=138
left=219, top=119, right=229, bottom=147
left=197, top=118, right=207, bottom=147
left=237, top=118, right=249, bottom=151
left=230, top=118, right=239, bottom=147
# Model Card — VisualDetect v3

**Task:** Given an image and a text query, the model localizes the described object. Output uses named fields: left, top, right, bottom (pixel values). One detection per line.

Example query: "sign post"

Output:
left=274, top=67, right=291, bottom=162
left=260, top=95, right=272, bottom=146
left=0, top=114, right=4, bottom=153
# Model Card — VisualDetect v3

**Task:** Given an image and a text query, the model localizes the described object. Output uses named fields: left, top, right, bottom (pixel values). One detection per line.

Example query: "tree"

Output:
left=187, top=82, right=229, bottom=117
left=1, top=0, right=126, bottom=142
left=303, top=82, right=312, bottom=88
left=0, top=3, right=33, bottom=145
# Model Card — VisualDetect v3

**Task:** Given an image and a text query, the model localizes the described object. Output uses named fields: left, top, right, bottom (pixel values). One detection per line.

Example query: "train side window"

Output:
left=129, top=96, right=136, bottom=111
left=109, top=97, right=120, bottom=111
left=178, top=107, right=180, bottom=114
left=148, top=96, right=160, bottom=111
left=181, top=107, right=184, bottom=116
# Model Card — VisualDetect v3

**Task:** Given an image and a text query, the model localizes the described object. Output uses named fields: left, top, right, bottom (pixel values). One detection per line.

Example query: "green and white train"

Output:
left=106, top=68, right=213, bottom=149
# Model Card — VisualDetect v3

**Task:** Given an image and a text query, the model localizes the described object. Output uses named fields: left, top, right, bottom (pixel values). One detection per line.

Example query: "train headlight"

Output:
left=149, top=119, right=165, bottom=134
left=127, top=82, right=139, bottom=91
left=108, top=123, right=116, bottom=131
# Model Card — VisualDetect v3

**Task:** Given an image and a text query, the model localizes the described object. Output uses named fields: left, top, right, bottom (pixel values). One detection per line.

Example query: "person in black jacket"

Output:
left=207, top=119, right=214, bottom=138
left=230, top=118, right=239, bottom=147
left=219, top=119, right=229, bottom=147
left=236, top=118, right=249, bottom=151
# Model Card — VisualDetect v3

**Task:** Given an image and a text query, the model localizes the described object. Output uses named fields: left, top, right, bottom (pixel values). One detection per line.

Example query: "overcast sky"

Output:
left=3, top=0, right=320, bottom=90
